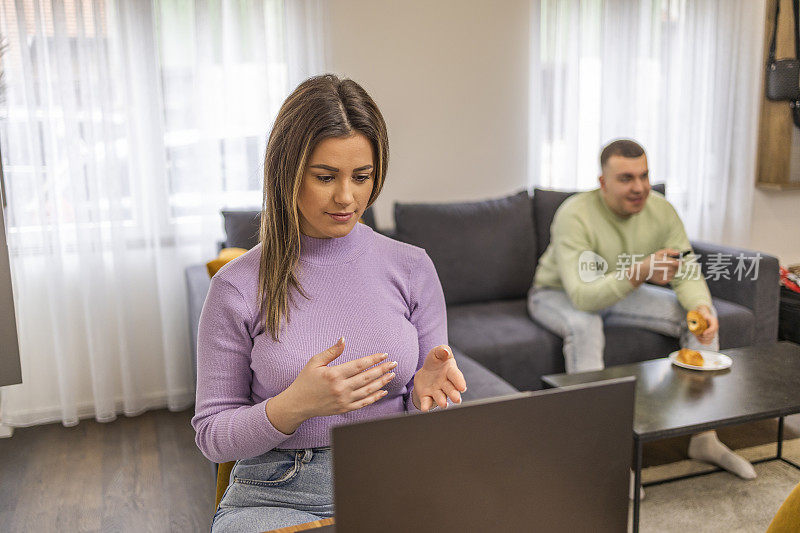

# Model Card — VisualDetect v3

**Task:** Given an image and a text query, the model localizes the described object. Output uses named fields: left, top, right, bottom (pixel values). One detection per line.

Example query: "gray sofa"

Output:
left=186, top=185, right=779, bottom=399
left=390, top=186, right=780, bottom=391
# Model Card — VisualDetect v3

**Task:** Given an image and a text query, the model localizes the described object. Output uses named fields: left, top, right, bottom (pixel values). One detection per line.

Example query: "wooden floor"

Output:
left=0, top=408, right=214, bottom=533
left=0, top=409, right=795, bottom=533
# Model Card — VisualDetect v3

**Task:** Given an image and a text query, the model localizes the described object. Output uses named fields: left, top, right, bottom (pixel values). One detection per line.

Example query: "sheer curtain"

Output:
left=0, top=0, right=328, bottom=428
left=529, top=0, right=766, bottom=246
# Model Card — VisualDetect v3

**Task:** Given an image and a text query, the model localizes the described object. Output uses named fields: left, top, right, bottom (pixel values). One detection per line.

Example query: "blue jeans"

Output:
left=528, top=284, right=719, bottom=373
left=211, top=447, right=334, bottom=533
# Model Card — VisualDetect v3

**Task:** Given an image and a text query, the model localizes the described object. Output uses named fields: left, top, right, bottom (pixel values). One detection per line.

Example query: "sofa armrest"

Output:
left=690, top=241, right=780, bottom=344
left=185, top=264, right=212, bottom=387
left=452, top=348, right=518, bottom=401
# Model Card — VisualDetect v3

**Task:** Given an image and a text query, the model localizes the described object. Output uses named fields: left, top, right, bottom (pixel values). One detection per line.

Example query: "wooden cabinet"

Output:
left=757, top=0, right=800, bottom=189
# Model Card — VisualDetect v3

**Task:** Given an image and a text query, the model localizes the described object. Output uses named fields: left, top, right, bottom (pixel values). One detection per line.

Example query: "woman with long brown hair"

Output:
left=192, top=74, right=466, bottom=531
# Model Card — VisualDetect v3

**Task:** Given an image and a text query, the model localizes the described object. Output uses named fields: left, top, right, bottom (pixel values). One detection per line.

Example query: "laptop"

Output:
left=315, top=377, right=634, bottom=532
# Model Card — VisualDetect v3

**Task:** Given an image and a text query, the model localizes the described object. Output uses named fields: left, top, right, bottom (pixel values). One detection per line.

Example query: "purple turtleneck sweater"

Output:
left=191, top=222, right=447, bottom=463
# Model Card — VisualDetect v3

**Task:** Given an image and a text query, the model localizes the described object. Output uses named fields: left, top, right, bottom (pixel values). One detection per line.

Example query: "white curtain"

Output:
left=529, top=0, right=766, bottom=246
left=0, top=0, right=328, bottom=428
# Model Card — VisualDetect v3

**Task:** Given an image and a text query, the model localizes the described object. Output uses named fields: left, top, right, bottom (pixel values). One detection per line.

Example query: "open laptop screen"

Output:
left=331, top=377, right=635, bottom=532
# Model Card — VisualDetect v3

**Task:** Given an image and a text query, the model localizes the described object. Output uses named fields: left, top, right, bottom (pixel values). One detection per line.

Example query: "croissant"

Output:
left=677, top=348, right=704, bottom=366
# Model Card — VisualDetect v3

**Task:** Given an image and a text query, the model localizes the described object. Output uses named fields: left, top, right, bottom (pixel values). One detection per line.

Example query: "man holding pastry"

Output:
left=528, top=139, right=757, bottom=490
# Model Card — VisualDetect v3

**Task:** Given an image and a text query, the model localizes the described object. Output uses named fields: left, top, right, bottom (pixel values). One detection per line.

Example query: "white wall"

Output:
left=749, top=190, right=800, bottom=265
left=328, top=0, right=531, bottom=230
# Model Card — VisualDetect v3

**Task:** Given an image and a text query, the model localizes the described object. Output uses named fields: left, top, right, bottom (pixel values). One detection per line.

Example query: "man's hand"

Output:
left=628, top=248, right=681, bottom=287
left=694, top=305, right=718, bottom=345
left=412, top=345, right=467, bottom=412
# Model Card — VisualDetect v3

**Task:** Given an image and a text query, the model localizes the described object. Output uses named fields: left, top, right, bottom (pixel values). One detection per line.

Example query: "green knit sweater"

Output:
left=533, top=189, right=712, bottom=313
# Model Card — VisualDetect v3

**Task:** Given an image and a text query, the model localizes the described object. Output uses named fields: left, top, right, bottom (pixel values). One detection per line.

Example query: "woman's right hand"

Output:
left=265, top=337, right=397, bottom=435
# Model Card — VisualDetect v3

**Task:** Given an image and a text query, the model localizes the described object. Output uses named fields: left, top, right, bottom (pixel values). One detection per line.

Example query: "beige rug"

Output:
left=633, top=438, right=800, bottom=532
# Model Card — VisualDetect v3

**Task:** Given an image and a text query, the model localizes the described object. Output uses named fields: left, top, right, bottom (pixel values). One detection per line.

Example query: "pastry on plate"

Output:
left=677, top=348, right=704, bottom=367
left=686, top=310, right=708, bottom=336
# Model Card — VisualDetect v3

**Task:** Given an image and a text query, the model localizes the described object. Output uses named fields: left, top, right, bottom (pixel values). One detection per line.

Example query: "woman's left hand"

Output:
left=411, top=345, right=467, bottom=412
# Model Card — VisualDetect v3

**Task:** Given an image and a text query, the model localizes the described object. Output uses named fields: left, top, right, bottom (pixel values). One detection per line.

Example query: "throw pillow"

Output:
left=206, top=247, right=248, bottom=278
left=394, top=190, right=537, bottom=306
left=221, top=210, right=261, bottom=250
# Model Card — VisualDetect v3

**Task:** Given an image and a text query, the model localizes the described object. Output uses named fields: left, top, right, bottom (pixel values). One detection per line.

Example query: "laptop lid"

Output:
left=331, top=377, right=635, bottom=532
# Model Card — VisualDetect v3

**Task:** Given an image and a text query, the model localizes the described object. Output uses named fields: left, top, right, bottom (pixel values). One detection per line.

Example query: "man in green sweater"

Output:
left=528, top=139, right=756, bottom=485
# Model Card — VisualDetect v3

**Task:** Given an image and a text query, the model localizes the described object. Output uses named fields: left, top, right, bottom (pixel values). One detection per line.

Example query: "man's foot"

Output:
left=688, top=430, right=757, bottom=479
left=629, top=470, right=645, bottom=500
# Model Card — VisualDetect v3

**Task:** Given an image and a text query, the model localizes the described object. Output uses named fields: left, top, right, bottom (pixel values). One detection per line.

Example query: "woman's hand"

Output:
left=266, top=337, right=397, bottom=434
left=412, top=345, right=467, bottom=412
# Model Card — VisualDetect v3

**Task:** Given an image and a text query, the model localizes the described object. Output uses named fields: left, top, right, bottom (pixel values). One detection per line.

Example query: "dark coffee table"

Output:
left=541, top=341, right=800, bottom=533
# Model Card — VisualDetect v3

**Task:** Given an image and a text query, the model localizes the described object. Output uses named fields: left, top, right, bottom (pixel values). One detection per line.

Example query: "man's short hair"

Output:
left=600, top=139, right=646, bottom=169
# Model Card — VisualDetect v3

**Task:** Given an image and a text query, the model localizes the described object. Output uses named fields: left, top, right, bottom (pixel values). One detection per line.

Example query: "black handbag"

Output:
left=766, top=0, right=800, bottom=101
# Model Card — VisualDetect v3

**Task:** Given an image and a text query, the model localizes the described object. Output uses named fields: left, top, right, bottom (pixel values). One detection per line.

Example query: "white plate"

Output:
left=668, top=350, right=732, bottom=371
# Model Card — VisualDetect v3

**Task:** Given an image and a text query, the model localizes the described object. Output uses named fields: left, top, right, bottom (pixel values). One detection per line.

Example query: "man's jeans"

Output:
left=528, top=284, right=719, bottom=374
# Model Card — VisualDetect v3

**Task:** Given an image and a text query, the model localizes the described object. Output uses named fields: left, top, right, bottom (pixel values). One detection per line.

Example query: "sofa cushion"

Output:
left=447, top=299, right=564, bottom=390
left=360, top=205, right=377, bottom=229
left=221, top=209, right=261, bottom=250
left=532, top=189, right=576, bottom=260
left=394, top=190, right=537, bottom=306
left=532, top=183, right=666, bottom=259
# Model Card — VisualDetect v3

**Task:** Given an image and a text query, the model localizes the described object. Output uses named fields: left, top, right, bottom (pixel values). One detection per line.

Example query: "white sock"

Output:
left=687, top=430, right=757, bottom=480
left=629, top=470, right=645, bottom=500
